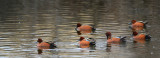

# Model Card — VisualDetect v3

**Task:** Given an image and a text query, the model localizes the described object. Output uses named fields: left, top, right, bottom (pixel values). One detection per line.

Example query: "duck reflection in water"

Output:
left=75, top=23, right=96, bottom=35
left=106, top=43, right=111, bottom=52
left=106, top=42, right=126, bottom=52
left=37, top=49, right=58, bottom=55
left=37, top=38, right=57, bottom=54
left=37, top=49, right=43, bottom=54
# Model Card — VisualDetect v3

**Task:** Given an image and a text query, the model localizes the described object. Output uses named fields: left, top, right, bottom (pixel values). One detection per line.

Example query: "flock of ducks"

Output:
left=37, top=20, right=151, bottom=50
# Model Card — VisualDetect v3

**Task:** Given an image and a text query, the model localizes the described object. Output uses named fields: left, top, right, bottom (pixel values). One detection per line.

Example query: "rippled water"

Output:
left=0, top=0, right=160, bottom=58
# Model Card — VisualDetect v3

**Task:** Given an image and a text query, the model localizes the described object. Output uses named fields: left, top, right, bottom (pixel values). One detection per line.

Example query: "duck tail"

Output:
left=145, top=35, right=151, bottom=41
left=89, top=38, right=96, bottom=45
left=143, top=21, right=148, bottom=28
left=120, top=36, right=126, bottom=42
left=143, top=21, right=148, bottom=25
left=49, top=42, right=57, bottom=49
left=92, top=26, right=96, bottom=33
left=75, top=27, right=78, bottom=31
left=90, top=42, right=96, bottom=46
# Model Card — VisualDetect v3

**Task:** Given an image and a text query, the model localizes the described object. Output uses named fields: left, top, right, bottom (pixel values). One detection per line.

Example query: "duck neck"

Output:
left=132, top=31, right=138, bottom=36
left=38, top=42, right=42, bottom=44
left=107, top=35, right=111, bottom=40
left=76, top=26, right=79, bottom=28
left=133, top=35, right=136, bottom=36
left=77, top=23, right=81, bottom=28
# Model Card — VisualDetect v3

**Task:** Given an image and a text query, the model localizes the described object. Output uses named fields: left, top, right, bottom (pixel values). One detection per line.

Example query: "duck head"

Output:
left=131, top=20, right=136, bottom=24
left=79, top=37, right=85, bottom=41
left=133, top=31, right=138, bottom=36
left=37, top=38, right=43, bottom=43
left=77, top=23, right=82, bottom=27
left=106, top=32, right=111, bottom=39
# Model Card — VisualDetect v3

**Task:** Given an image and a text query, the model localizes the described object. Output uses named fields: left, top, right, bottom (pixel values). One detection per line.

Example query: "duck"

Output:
left=75, top=23, right=96, bottom=34
left=132, top=31, right=151, bottom=43
left=129, top=20, right=148, bottom=30
left=105, top=32, right=126, bottom=43
left=78, top=37, right=96, bottom=48
left=37, top=38, right=57, bottom=49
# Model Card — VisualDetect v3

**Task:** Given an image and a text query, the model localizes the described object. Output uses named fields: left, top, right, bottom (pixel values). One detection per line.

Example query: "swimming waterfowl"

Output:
left=129, top=20, right=148, bottom=30
left=75, top=23, right=96, bottom=34
left=78, top=37, right=96, bottom=48
left=132, top=31, right=151, bottom=41
left=79, top=37, right=90, bottom=48
left=106, top=32, right=126, bottom=43
left=37, top=38, right=57, bottom=49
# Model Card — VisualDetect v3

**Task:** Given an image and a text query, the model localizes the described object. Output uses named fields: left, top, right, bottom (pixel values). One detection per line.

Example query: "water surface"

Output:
left=0, top=0, right=160, bottom=58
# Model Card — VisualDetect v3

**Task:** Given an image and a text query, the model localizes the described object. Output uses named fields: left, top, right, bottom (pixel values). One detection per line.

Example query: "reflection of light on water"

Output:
left=0, top=0, right=159, bottom=58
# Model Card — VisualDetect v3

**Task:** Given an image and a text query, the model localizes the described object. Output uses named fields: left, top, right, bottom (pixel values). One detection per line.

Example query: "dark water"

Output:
left=0, top=0, right=160, bottom=58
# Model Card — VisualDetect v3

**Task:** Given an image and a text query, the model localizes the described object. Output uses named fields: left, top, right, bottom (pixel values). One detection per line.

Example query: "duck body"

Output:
left=133, top=34, right=145, bottom=40
left=37, top=42, right=50, bottom=49
left=132, top=22, right=144, bottom=27
left=132, top=31, right=151, bottom=43
left=129, top=20, right=148, bottom=31
left=107, top=38, right=121, bottom=43
left=133, top=34, right=146, bottom=43
left=79, top=40, right=90, bottom=48
left=107, top=37, right=126, bottom=43
left=75, top=23, right=96, bottom=34
left=133, top=34, right=151, bottom=41
left=77, top=25, right=92, bottom=33
left=37, top=38, right=57, bottom=49
left=37, top=42, right=50, bottom=47
left=78, top=25, right=92, bottom=31
left=132, top=22, right=144, bottom=30
left=78, top=37, right=96, bottom=48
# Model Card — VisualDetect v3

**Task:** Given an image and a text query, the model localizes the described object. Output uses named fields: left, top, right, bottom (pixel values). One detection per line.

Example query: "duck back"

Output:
left=133, top=22, right=144, bottom=27
left=37, top=42, right=50, bottom=49
left=134, top=34, right=146, bottom=40
left=79, top=40, right=90, bottom=48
